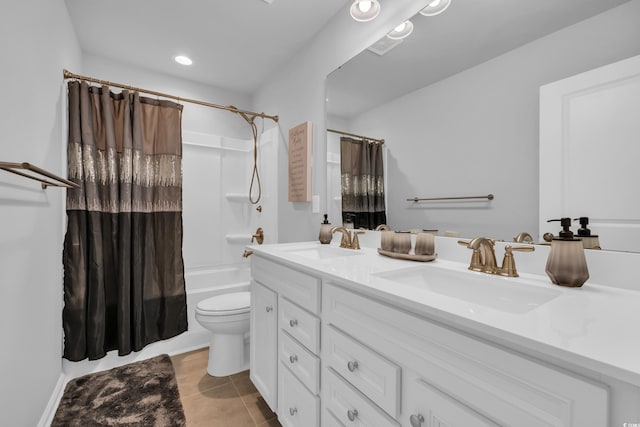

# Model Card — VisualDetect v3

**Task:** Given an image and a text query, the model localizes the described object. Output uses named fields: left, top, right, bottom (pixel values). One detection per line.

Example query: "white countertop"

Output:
left=249, top=240, right=640, bottom=388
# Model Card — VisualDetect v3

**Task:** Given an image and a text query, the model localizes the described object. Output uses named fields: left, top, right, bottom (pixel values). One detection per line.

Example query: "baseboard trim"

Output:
left=167, top=343, right=208, bottom=357
left=38, top=373, right=67, bottom=427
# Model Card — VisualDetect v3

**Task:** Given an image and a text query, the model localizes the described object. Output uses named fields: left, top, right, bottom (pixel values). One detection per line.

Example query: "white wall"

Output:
left=253, top=0, right=434, bottom=243
left=348, top=0, right=640, bottom=241
left=0, top=1, right=82, bottom=425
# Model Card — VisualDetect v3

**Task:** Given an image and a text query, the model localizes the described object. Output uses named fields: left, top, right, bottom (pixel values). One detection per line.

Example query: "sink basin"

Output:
left=373, top=266, right=560, bottom=313
left=280, top=244, right=363, bottom=260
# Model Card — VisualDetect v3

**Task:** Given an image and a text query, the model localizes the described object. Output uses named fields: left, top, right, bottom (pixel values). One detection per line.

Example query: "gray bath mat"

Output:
left=52, top=354, right=186, bottom=426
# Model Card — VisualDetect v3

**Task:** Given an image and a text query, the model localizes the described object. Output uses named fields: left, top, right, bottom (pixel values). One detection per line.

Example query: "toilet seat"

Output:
left=196, top=291, right=250, bottom=316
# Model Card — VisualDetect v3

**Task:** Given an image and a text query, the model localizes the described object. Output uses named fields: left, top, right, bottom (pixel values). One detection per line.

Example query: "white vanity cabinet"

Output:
left=250, top=255, right=321, bottom=426
left=251, top=252, right=616, bottom=427
left=322, top=283, right=609, bottom=427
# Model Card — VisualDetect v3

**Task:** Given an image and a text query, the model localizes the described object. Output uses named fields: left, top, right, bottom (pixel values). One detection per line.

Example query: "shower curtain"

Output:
left=340, top=137, right=387, bottom=229
left=62, top=81, right=187, bottom=361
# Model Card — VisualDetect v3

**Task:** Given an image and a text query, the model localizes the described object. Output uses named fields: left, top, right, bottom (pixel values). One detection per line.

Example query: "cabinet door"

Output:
left=404, top=378, right=498, bottom=427
left=250, top=280, right=278, bottom=411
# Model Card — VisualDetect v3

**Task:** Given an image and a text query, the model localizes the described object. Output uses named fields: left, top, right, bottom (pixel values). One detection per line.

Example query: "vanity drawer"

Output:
left=324, top=367, right=399, bottom=427
left=279, top=329, right=320, bottom=395
left=323, top=409, right=346, bottom=427
left=324, top=325, right=401, bottom=418
left=280, top=297, right=320, bottom=354
left=278, top=362, right=319, bottom=427
left=405, top=377, right=499, bottom=427
left=252, top=255, right=320, bottom=314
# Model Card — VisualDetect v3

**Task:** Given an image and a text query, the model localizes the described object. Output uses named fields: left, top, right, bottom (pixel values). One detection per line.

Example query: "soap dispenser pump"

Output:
left=319, top=214, right=333, bottom=244
left=574, top=217, right=601, bottom=250
left=545, top=218, right=589, bottom=287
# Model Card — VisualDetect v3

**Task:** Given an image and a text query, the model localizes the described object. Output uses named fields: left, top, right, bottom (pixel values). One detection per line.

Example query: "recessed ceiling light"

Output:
left=350, top=0, right=381, bottom=22
left=419, top=0, right=451, bottom=16
left=174, top=55, right=193, bottom=66
left=386, top=20, right=414, bottom=40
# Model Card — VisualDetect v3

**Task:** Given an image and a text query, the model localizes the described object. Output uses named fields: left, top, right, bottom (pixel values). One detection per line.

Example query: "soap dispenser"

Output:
left=319, top=214, right=332, bottom=244
left=545, top=218, right=589, bottom=287
left=574, top=217, right=601, bottom=250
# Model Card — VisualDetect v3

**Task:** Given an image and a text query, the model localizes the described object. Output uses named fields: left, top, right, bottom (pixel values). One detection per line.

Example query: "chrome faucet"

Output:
left=459, top=237, right=534, bottom=277
left=330, top=226, right=364, bottom=250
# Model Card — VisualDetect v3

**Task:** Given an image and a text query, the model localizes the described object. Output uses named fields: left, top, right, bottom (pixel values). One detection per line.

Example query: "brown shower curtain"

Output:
left=341, top=137, right=387, bottom=229
left=63, top=81, right=187, bottom=361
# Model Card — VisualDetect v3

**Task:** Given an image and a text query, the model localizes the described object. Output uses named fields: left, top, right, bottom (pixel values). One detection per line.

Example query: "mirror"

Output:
left=326, top=0, right=640, bottom=251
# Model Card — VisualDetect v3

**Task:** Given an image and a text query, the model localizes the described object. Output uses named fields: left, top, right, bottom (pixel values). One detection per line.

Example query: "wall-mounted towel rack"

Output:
left=0, top=161, right=79, bottom=189
left=407, top=194, right=494, bottom=202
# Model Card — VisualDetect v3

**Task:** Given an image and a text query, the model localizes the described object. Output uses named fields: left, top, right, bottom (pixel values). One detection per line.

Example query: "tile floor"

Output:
left=171, top=348, right=281, bottom=427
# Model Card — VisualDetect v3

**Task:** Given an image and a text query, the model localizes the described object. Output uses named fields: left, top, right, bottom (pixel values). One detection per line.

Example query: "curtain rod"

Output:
left=63, top=69, right=279, bottom=123
left=327, top=128, right=385, bottom=144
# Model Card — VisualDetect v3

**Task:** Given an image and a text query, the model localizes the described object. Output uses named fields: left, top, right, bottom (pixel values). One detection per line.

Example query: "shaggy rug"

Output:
left=52, top=354, right=186, bottom=427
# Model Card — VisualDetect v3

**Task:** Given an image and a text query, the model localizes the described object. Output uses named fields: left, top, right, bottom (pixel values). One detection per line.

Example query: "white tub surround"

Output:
left=248, top=235, right=640, bottom=426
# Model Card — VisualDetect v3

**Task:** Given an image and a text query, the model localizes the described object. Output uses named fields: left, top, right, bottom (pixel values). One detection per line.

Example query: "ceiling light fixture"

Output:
left=419, top=0, right=451, bottom=16
left=386, top=20, right=414, bottom=40
left=174, top=55, right=193, bottom=66
left=350, top=0, right=381, bottom=22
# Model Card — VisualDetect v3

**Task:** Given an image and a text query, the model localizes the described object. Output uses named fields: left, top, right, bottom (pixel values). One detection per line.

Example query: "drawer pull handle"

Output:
left=410, top=414, right=425, bottom=427
left=289, top=407, right=297, bottom=416
left=347, top=360, right=359, bottom=372
left=347, top=409, right=359, bottom=422
left=289, top=355, right=298, bottom=364
left=289, top=319, right=298, bottom=327
left=265, top=306, right=273, bottom=313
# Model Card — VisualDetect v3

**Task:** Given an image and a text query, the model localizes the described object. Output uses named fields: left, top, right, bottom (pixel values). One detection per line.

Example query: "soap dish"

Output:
left=377, top=248, right=436, bottom=262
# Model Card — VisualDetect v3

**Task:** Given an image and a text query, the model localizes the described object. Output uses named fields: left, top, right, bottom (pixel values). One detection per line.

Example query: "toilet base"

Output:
left=206, top=333, right=249, bottom=377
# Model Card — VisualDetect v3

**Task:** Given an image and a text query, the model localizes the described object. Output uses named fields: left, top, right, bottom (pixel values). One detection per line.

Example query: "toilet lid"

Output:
left=196, top=291, right=250, bottom=315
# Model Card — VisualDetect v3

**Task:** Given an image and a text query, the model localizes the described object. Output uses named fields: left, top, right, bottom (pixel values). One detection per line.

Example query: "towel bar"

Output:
left=0, top=161, right=79, bottom=189
left=407, top=194, right=494, bottom=202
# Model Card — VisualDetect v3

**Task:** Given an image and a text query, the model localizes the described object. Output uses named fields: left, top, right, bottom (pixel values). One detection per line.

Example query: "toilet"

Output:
left=195, top=291, right=251, bottom=377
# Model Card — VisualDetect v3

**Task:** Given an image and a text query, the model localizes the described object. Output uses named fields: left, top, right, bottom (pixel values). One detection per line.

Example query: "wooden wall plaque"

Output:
left=288, top=121, right=312, bottom=202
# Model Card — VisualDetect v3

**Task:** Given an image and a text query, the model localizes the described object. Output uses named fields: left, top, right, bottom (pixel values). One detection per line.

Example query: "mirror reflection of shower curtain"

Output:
left=62, top=81, right=187, bottom=361
left=340, top=137, right=387, bottom=229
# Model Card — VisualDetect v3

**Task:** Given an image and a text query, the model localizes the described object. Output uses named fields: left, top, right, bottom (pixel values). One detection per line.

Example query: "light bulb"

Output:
left=394, top=22, right=407, bottom=33
left=419, top=0, right=451, bottom=16
left=386, top=20, right=413, bottom=40
left=174, top=55, right=193, bottom=66
left=358, top=1, right=372, bottom=13
left=350, top=0, right=380, bottom=22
